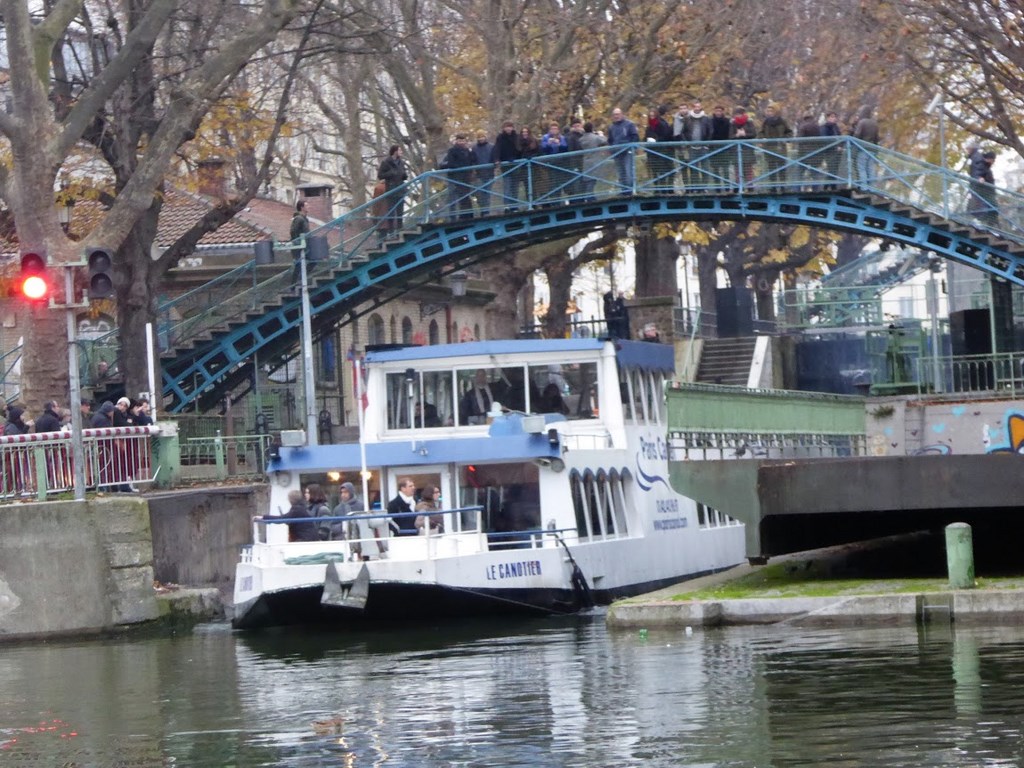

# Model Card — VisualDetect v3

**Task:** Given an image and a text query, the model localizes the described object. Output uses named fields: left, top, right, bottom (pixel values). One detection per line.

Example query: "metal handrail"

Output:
left=9, top=136, right=1020, bottom=401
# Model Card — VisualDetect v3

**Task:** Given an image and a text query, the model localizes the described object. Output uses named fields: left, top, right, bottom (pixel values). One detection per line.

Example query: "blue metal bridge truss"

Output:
left=123, top=136, right=1024, bottom=412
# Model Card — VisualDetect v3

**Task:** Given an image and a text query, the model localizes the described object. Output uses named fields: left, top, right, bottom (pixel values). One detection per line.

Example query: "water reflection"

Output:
left=2, top=618, right=1024, bottom=766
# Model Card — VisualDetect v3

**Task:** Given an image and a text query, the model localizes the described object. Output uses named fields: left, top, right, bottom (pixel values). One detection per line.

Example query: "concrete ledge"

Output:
left=155, top=588, right=225, bottom=626
left=606, top=590, right=1024, bottom=630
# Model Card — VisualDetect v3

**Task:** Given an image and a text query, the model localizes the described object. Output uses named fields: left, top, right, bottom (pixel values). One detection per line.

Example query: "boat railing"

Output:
left=250, top=508, right=577, bottom=558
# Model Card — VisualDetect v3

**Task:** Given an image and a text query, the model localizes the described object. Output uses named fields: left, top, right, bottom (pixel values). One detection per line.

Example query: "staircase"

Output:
left=696, top=337, right=757, bottom=386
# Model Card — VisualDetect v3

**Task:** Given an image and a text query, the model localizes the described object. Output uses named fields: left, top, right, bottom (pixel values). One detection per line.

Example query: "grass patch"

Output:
left=667, top=561, right=1024, bottom=601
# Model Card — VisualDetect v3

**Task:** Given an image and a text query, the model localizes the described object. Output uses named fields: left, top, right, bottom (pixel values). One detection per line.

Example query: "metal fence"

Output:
left=0, top=426, right=157, bottom=501
left=180, top=433, right=274, bottom=481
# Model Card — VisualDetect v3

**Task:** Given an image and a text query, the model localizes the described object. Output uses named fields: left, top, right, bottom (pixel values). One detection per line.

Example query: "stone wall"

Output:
left=148, top=485, right=265, bottom=589
left=0, top=486, right=263, bottom=640
left=0, top=498, right=158, bottom=639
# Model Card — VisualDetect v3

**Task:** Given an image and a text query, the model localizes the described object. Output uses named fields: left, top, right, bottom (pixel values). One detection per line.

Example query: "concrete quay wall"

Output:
left=0, top=487, right=262, bottom=640
left=606, top=590, right=1024, bottom=631
left=0, top=498, right=158, bottom=639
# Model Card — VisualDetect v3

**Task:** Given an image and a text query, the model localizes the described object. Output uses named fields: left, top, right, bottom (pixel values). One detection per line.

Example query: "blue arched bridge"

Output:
left=138, top=135, right=1024, bottom=411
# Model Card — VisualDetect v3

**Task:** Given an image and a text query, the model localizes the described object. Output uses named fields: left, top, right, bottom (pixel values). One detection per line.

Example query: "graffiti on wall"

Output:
left=985, top=410, right=1024, bottom=454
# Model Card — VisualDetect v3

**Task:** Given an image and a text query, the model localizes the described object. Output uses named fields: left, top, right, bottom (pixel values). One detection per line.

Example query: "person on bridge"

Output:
left=377, top=144, right=408, bottom=236
left=645, top=106, right=673, bottom=191
left=514, top=127, right=541, bottom=208
left=852, top=105, right=880, bottom=185
left=608, top=108, right=640, bottom=192
left=442, top=134, right=476, bottom=221
left=539, top=121, right=569, bottom=204
left=820, top=111, right=843, bottom=188
left=493, top=121, right=521, bottom=212
left=577, top=122, right=607, bottom=202
left=760, top=104, right=793, bottom=190
left=968, top=147, right=998, bottom=227
left=685, top=101, right=714, bottom=191
left=471, top=131, right=495, bottom=214
left=289, top=200, right=310, bottom=285
left=728, top=107, right=758, bottom=188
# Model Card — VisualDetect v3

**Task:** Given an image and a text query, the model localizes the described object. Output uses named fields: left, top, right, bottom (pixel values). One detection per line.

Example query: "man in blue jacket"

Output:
left=608, top=108, right=640, bottom=192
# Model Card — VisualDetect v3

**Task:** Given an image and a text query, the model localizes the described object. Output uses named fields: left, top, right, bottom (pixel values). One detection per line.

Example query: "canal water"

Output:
left=3, top=615, right=1023, bottom=767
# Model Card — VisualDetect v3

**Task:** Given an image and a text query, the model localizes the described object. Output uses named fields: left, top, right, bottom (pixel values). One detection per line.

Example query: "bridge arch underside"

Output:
left=165, top=192, right=1024, bottom=411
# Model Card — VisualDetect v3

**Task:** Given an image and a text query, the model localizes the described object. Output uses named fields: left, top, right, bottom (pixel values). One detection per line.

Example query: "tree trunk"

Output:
left=634, top=232, right=679, bottom=298
left=21, top=306, right=69, bottom=411
left=543, top=260, right=574, bottom=339
left=115, top=200, right=162, bottom=401
left=696, top=246, right=719, bottom=338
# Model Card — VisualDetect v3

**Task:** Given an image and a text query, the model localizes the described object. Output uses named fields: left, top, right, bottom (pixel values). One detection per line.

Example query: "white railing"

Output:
left=251, top=507, right=571, bottom=562
left=0, top=426, right=158, bottom=500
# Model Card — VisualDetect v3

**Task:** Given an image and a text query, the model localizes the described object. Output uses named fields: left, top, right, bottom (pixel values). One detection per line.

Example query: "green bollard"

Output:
left=945, top=522, right=975, bottom=590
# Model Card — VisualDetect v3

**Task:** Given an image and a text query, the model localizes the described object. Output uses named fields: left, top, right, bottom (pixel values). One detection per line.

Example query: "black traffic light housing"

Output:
left=18, top=249, right=48, bottom=302
left=87, top=247, right=114, bottom=298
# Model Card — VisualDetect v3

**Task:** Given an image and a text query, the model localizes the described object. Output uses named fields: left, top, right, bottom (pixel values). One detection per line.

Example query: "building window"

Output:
left=368, top=314, right=386, bottom=346
left=319, top=336, right=336, bottom=383
left=402, top=317, right=413, bottom=344
left=428, top=319, right=439, bottom=345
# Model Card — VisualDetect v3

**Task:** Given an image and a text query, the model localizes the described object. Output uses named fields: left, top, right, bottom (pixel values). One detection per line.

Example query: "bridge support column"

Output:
left=945, top=522, right=975, bottom=589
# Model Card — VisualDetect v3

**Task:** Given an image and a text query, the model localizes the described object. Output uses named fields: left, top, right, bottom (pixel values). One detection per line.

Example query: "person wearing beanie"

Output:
left=3, top=406, right=29, bottom=436
left=91, top=401, right=115, bottom=428
left=114, top=396, right=132, bottom=427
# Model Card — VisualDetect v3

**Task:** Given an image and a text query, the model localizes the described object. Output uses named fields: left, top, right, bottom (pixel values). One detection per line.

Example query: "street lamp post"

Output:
left=927, top=257, right=944, bottom=394
left=298, top=248, right=318, bottom=446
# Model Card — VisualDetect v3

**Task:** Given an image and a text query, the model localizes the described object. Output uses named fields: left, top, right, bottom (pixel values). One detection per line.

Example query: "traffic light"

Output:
left=19, top=250, right=48, bottom=302
left=87, top=247, right=114, bottom=298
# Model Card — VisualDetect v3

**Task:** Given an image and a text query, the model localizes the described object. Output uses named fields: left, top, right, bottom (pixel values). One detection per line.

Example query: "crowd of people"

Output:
left=283, top=475, right=445, bottom=554
left=1, top=394, right=153, bottom=436
left=372, top=100, right=891, bottom=226
left=0, top=394, right=154, bottom=495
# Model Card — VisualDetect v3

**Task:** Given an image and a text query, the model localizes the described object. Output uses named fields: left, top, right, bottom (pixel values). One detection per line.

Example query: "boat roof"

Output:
left=366, top=338, right=675, bottom=372
left=271, top=432, right=563, bottom=473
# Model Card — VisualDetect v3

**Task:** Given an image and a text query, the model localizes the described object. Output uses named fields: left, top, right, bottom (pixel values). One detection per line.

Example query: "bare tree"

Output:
left=0, top=0, right=306, bottom=406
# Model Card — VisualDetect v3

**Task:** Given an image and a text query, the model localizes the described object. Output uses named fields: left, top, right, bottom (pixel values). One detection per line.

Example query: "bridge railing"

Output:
left=28, top=137, right=1023, bottom=403
left=0, top=426, right=157, bottom=500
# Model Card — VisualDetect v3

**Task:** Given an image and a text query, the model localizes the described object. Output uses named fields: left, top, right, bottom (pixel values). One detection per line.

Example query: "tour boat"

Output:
left=232, top=338, right=746, bottom=629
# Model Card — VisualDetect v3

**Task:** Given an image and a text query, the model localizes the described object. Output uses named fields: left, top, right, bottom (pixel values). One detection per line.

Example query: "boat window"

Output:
left=384, top=369, right=424, bottom=429
left=584, top=471, right=603, bottom=538
left=596, top=470, right=615, bottom=536
left=457, top=463, right=540, bottom=545
left=570, top=470, right=588, bottom=540
left=610, top=468, right=629, bottom=534
left=618, top=366, right=633, bottom=422
left=418, top=370, right=452, bottom=427
left=632, top=369, right=649, bottom=424
left=646, top=371, right=661, bottom=424
left=456, top=365, right=531, bottom=423
left=529, top=362, right=599, bottom=420
left=620, top=366, right=635, bottom=422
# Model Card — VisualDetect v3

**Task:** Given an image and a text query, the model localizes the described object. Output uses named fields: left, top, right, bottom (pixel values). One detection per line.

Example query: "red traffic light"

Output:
left=19, top=251, right=48, bottom=302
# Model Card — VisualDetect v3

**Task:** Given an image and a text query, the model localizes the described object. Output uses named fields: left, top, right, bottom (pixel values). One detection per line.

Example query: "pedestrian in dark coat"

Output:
left=3, top=406, right=29, bottom=436
left=443, top=134, right=477, bottom=220
left=376, top=144, right=408, bottom=234
left=283, top=489, right=318, bottom=542
left=34, top=401, right=62, bottom=433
